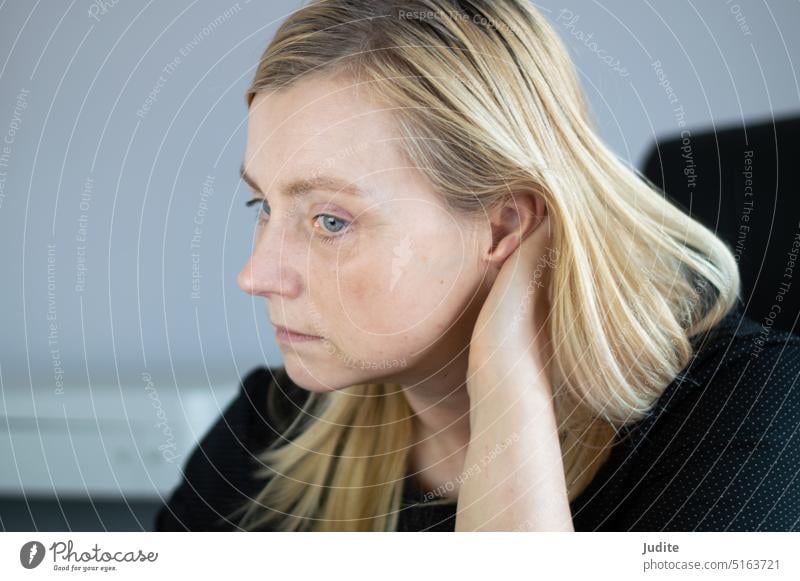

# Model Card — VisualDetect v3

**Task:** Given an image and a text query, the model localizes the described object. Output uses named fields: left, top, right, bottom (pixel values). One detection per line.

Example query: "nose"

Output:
left=237, top=230, right=302, bottom=298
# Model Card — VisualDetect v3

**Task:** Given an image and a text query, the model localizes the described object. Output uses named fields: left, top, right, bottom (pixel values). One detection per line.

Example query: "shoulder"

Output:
left=153, top=366, right=307, bottom=531
left=642, top=307, right=800, bottom=446
left=613, top=308, right=800, bottom=530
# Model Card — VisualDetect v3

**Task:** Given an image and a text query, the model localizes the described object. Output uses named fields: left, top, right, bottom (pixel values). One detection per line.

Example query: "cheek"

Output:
left=335, top=262, right=406, bottom=336
left=331, top=243, right=474, bottom=340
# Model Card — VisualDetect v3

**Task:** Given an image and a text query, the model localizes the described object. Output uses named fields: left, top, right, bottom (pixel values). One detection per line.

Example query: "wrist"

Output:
left=466, top=363, right=553, bottom=402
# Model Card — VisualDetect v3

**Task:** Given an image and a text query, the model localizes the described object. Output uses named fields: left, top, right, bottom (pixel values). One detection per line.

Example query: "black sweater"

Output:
left=154, top=306, right=800, bottom=531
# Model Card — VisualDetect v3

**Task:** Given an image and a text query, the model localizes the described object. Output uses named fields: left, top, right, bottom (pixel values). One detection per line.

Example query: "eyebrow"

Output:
left=239, top=162, right=368, bottom=198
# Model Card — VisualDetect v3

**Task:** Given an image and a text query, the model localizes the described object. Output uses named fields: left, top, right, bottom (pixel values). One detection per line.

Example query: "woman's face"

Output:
left=238, top=74, right=493, bottom=392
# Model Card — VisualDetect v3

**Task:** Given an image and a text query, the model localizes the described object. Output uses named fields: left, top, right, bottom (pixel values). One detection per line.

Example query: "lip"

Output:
left=273, top=323, right=322, bottom=344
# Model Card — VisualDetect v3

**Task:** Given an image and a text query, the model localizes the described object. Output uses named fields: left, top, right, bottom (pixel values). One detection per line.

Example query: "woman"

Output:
left=155, top=0, right=800, bottom=531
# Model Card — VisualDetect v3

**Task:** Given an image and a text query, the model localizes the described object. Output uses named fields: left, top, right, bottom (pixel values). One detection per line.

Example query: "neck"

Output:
left=400, top=356, right=472, bottom=499
left=395, top=287, right=488, bottom=498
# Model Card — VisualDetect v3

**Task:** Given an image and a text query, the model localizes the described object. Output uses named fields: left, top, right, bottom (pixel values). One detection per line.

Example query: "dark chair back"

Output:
left=641, top=115, right=800, bottom=335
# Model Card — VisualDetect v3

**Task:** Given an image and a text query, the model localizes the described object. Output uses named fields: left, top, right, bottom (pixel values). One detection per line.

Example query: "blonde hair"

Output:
left=229, top=0, right=740, bottom=531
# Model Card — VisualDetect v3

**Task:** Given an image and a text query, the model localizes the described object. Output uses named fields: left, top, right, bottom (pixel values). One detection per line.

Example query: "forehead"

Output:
left=244, top=76, right=400, bottom=180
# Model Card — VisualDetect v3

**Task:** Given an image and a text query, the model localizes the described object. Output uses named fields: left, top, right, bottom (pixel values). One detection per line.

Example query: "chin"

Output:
left=281, top=357, right=348, bottom=393
left=282, top=354, right=406, bottom=393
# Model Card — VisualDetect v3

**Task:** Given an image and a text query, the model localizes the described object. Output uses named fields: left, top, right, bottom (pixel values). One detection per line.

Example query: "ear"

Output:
left=484, top=192, right=547, bottom=266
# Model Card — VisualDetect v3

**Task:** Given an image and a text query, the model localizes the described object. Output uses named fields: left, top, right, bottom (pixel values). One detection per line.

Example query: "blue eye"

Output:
left=313, top=214, right=352, bottom=245
left=315, top=214, right=348, bottom=234
left=245, top=197, right=269, bottom=220
left=244, top=198, right=351, bottom=244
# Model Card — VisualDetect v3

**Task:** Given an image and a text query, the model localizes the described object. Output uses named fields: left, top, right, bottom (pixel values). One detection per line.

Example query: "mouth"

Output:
left=272, top=323, right=323, bottom=344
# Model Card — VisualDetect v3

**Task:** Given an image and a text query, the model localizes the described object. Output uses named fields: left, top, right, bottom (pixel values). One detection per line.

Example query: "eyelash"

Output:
left=245, top=197, right=351, bottom=244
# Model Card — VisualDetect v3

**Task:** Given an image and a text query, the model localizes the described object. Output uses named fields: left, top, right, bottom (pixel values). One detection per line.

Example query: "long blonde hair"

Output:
left=229, top=0, right=740, bottom=531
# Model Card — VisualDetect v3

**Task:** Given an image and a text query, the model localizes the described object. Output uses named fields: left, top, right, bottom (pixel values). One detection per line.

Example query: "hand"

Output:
left=467, top=214, right=556, bottom=398
left=457, top=214, right=573, bottom=531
